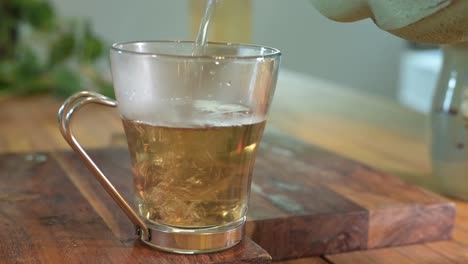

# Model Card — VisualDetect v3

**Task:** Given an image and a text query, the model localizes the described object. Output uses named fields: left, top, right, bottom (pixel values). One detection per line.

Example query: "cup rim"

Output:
left=111, top=40, right=281, bottom=60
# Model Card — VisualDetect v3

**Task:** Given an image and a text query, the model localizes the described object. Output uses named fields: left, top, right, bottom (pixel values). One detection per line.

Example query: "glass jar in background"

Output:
left=431, top=43, right=468, bottom=200
left=190, top=0, right=252, bottom=43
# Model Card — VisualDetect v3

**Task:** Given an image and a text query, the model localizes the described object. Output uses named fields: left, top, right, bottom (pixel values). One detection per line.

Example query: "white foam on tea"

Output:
left=121, top=99, right=264, bottom=128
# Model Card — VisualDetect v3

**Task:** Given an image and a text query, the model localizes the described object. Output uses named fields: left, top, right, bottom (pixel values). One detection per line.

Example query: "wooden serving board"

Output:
left=0, top=130, right=455, bottom=262
left=0, top=152, right=270, bottom=264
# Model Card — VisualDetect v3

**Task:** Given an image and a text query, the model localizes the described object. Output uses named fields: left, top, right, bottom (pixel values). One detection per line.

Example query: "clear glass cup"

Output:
left=58, top=41, right=281, bottom=254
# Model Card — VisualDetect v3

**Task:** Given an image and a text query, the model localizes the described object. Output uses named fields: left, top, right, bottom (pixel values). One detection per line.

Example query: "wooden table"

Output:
left=1, top=71, right=468, bottom=263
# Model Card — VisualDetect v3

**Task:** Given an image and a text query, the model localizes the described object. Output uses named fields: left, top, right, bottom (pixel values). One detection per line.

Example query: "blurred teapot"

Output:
left=310, top=0, right=468, bottom=44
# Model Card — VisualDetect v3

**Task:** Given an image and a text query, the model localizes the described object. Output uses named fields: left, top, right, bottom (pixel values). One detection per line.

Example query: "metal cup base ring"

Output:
left=139, top=217, right=245, bottom=254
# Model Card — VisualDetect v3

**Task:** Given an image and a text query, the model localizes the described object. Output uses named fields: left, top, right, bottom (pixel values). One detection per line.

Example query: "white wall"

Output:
left=252, top=0, right=406, bottom=100
left=50, top=0, right=190, bottom=42
left=50, top=0, right=406, bottom=100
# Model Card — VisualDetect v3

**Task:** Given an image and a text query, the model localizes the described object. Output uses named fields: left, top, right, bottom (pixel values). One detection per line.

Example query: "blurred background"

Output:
left=53, top=0, right=442, bottom=113
left=1, top=0, right=442, bottom=113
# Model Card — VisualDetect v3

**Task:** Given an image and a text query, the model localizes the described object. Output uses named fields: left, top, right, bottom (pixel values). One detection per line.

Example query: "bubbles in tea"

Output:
left=122, top=100, right=265, bottom=228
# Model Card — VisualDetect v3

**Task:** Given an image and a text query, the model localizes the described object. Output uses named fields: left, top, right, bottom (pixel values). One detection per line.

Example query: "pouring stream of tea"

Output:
left=190, top=0, right=219, bottom=101
left=193, top=0, right=218, bottom=55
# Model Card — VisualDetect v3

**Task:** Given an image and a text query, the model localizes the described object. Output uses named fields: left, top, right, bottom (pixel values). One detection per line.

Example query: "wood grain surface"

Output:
left=0, top=69, right=467, bottom=264
left=0, top=130, right=454, bottom=263
left=0, top=153, right=271, bottom=264
left=54, top=128, right=454, bottom=259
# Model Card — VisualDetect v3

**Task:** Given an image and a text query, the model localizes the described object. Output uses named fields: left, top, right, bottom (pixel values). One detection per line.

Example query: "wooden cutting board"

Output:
left=0, top=130, right=455, bottom=262
left=0, top=151, right=270, bottom=264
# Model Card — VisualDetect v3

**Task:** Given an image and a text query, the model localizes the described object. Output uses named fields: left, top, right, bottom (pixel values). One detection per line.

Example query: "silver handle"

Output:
left=58, top=91, right=151, bottom=241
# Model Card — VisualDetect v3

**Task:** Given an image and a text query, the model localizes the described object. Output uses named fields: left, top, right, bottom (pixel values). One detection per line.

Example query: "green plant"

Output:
left=0, top=0, right=114, bottom=98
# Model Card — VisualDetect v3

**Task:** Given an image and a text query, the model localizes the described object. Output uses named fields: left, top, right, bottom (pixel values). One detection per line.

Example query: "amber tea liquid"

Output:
left=122, top=100, right=265, bottom=228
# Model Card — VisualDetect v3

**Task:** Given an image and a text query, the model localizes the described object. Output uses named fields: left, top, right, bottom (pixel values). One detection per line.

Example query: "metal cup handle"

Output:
left=58, top=91, right=151, bottom=241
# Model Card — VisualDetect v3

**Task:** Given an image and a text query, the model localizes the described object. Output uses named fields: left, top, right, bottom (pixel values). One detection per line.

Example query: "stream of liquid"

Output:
left=192, top=0, right=218, bottom=55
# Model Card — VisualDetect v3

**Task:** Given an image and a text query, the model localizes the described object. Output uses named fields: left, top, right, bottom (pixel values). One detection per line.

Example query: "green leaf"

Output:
left=0, top=1, right=108, bottom=97
left=22, top=1, right=56, bottom=31
left=11, top=76, right=51, bottom=95
left=48, top=32, right=75, bottom=66
left=96, top=78, right=115, bottom=99
left=0, top=17, right=19, bottom=60
left=9, top=47, right=50, bottom=95
left=0, top=61, right=15, bottom=86
left=51, top=67, right=82, bottom=98
left=15, top=47, right=42, bottom=77
left=80, top=23, right=104, bottom=62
